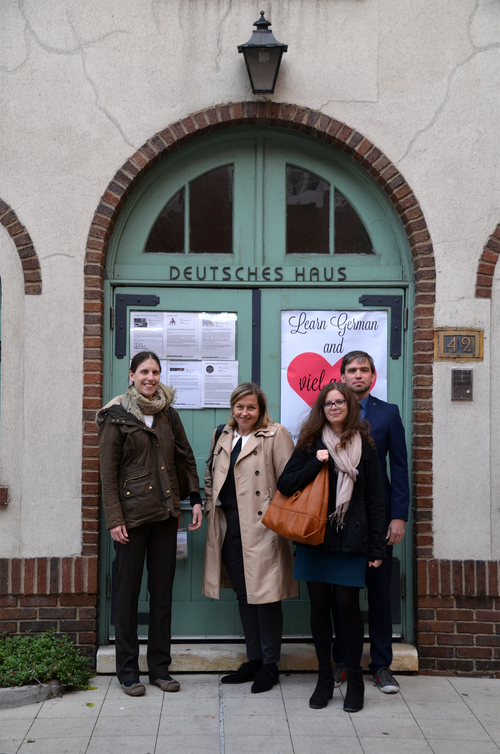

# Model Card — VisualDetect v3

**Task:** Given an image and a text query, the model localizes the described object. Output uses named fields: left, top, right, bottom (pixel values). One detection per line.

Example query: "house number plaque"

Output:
left=434, top=328, right=483, bottom=361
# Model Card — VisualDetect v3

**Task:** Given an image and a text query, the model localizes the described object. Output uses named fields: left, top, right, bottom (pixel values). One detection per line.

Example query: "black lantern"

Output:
left=238, top=11, right=288, bottom=95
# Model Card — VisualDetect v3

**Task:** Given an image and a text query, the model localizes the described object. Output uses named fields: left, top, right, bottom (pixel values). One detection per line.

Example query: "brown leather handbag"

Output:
left=262, top=463, right=329, bottom=546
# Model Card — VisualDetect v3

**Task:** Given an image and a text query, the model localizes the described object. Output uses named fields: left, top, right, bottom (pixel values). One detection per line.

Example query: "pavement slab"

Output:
left=0, top=673, right=499, bottom=754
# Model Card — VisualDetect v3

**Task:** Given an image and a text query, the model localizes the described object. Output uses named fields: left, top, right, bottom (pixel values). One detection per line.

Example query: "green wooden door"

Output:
left=102, top=283, right=408, bottom=640
left=100, top=126, right=413, bottom=644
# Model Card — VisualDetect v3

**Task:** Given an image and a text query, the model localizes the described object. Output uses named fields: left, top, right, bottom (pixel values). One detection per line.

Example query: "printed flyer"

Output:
left=281, top=310, right=388, bottom=441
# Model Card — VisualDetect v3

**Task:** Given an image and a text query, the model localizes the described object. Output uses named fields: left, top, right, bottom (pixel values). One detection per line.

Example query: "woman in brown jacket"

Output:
left=202, top=383, right=297, bottom=693
left=97, top=351, right=202, bottom=697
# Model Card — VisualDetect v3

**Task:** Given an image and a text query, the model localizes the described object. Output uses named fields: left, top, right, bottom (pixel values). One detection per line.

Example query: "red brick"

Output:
left=418, top=646, right=454, bottom=658
left=456, top=596, right=492, bottom=609
left=78, top=607, right=97, bottom=620
left=39, top=607, right=76, bottom=620
left=37, top=559, right=48, bottom=594
left=457, top=622, right=493, bottom=634
left=11, top=559, right=21, bottom=593
left=416, top=633, right=435, bottom=645
left=437, top=634, right=474, bottom=646
left=19, top=595, right=57, bottom=607
left=436, top=609, right=472, bottom=621
left=457, top=647, right=492, bottom=659
left=473, top=660, right=500, bottom=673
left=436, top=659, right=473, bottom=672
left=20, top=621, right=58, bottom=633
left=0, top=622, right=17, bottom=632
left=0, top=608, right=36, bottom=620
left=0, top=595, right=16, bottom=607
left=60, top=594, right=97, bottom=607
left=477, top=635, right=500, bottom=647
left=74, top=558, right=84, bottom=593
left=419, top=620, right=455, bottom=633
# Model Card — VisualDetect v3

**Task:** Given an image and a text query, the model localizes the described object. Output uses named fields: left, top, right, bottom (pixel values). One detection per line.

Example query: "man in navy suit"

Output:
left=332, top=350, right=409, bottom=693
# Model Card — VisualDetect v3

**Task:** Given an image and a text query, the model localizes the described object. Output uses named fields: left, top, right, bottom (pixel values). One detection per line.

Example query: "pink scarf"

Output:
left=321, top=425, right=362, bottom=527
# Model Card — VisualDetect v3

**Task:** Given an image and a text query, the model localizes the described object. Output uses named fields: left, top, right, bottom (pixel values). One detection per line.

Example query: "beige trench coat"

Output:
left=202, top=422, right=299, bottom=604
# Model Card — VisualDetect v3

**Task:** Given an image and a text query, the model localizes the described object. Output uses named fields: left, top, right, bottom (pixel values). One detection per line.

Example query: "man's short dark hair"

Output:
left=340, top=350, right=375, bottom=375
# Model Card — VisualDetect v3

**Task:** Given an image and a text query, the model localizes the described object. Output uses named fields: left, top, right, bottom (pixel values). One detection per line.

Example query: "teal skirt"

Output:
left=293, top=544, right=367, bottom=587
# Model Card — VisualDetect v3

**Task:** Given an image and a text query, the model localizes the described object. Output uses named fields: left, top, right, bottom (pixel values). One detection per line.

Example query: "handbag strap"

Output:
left=206, top=424, right=225, bottom=478
left=167, top=406, right=181, bottom=444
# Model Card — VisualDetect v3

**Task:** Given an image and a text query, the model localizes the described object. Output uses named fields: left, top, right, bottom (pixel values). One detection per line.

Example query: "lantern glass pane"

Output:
left=244, top=47, right=282, bottom=93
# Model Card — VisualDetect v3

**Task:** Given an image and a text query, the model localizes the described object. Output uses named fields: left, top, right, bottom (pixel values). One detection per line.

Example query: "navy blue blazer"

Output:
left=363, top=395, right=410, bottom=522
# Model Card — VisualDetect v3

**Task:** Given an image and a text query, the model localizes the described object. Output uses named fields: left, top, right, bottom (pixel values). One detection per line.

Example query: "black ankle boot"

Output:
left=221, top=659, right=262, bottom=684
left=343, top=668, right=364, bottom=713
left=309, top=664, right=334, bottom=709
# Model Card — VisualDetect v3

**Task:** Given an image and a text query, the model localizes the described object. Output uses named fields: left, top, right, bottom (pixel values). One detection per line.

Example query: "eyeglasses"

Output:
left=322, top=400, right=347, bottom=410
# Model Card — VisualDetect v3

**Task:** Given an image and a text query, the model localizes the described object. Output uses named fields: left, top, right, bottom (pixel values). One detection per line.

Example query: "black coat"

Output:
left=277, top=436, right=386, bottom=561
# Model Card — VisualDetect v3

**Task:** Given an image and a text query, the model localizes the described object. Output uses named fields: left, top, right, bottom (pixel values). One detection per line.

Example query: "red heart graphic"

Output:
left=287, top=353, right=343, bottom=407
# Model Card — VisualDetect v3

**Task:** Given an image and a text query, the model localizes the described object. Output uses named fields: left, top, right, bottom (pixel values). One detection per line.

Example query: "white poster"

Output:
left=164, top=360, right=202, bottom=409
left=165, top=312, right=200, bottom=360
left=281, top=310, right=388, bottom=441
left=202, top=361, right=239, bottom=408
left=130, top=312, right=164, bottom=357
left=200, top=313, right=236, bottom=360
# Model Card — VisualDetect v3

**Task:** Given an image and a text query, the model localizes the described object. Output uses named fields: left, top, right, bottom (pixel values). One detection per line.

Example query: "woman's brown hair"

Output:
left=295, top=382, right=373, bottom=451
left=228, top=382, right=273, bottom=431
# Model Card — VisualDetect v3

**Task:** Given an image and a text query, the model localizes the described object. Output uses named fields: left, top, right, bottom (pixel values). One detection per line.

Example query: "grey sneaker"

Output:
left=373, top=667, right=400, bottom=693
left=333, top=662, right=348, bottom=688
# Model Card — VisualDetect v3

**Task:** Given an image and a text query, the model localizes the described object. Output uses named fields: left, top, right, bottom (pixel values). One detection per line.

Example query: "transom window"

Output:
left=108, top=128, right=409, bottom=281
left=145, top=166, right=233, bottom=254
left=286, top=166, right=374, bottom=255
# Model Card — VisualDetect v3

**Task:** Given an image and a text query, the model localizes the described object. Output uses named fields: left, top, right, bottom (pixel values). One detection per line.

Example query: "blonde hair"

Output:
left=228, top=383, right=273, bottom=430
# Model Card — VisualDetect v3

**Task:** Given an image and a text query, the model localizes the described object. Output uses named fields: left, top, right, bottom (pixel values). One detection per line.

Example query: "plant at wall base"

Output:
left=0, top=631, right=93, bottom=691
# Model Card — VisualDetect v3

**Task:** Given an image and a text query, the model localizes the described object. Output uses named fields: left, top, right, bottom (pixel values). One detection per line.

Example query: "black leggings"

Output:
left=307, top=581, right=364, bottom=670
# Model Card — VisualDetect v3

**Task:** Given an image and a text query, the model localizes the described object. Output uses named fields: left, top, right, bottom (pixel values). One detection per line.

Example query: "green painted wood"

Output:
left=106, top=127, right=411, bottom=283
left=100, top=127, right=414, bottom=645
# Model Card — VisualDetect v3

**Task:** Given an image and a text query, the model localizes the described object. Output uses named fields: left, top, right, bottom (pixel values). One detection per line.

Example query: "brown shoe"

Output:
left=150, top=675, right=181, bottom=692
left=122, top=681, right=146, bottom=697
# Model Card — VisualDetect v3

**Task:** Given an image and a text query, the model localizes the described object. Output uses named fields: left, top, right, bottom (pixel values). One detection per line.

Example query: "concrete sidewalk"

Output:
left=1, top=672, right=499, bottom=754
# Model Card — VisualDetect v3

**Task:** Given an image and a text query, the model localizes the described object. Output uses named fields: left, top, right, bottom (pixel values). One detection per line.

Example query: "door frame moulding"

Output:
left=82, top=102, right=438, bottom=658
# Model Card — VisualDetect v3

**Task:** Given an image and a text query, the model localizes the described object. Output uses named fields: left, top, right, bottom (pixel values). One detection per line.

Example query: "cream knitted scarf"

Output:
left=321, top=424, right=362, bottom=527
left=122, top=383, right=169, bottom=422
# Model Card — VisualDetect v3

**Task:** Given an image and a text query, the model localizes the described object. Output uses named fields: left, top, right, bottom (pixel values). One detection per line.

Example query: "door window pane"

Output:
left=334, top=190, right=374, bottom=254
left=144, top=189, right=185, bottom=253
left=286, top=166, right=330, bottom=254
left=190, top=166, right=233, bottom=253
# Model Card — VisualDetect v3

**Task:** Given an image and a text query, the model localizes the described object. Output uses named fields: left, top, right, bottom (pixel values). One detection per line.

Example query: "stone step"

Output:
left=97, top=642, right=418, bottom=674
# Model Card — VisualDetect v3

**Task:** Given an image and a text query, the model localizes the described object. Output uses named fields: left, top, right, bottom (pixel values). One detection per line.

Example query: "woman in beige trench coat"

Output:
left=202, top=383, right=298, bottom=693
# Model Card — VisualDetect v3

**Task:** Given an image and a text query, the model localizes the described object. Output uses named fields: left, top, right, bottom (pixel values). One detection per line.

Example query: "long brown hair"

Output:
left=295, top=382, right=373, bottom=451
left=227, top=382, right=273, bottom=431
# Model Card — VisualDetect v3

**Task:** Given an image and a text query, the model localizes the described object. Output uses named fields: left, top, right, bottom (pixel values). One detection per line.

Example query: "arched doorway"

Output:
left=99, top=126, right=414, bottom=645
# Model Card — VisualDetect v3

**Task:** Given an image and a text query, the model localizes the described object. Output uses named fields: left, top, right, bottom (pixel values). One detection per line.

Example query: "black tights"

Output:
left=307, top=581, right=363, bottom=670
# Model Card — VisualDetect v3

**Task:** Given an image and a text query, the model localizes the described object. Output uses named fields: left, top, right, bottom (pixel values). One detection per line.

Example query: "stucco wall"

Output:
left=1, top=0, right=499, bottom=559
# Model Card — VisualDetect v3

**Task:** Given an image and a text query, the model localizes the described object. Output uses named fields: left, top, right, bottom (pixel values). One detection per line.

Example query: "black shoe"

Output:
left=309, top=664, right=334, bottom=709
left=343, top=668, right=364, bottom=713
left=221, top=660, right=262, bottom=685
left=373, top=666, right=400, bottom=694
left=251, top=664, right=279, bottom=693
left=333, top=662, right=348, bottom=688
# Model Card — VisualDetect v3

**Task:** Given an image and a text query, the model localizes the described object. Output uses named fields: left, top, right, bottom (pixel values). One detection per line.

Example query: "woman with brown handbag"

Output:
left=277, top=382, right=385, bottom=713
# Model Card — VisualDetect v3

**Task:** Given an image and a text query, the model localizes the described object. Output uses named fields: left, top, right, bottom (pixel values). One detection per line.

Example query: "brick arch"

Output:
left=475, top=223, right=500, bottom=298
left=82, top=100, right=435, bottom=555
left=0, top=199, right=42, bottom=294
left=81, top=102, right=439, bottom=661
